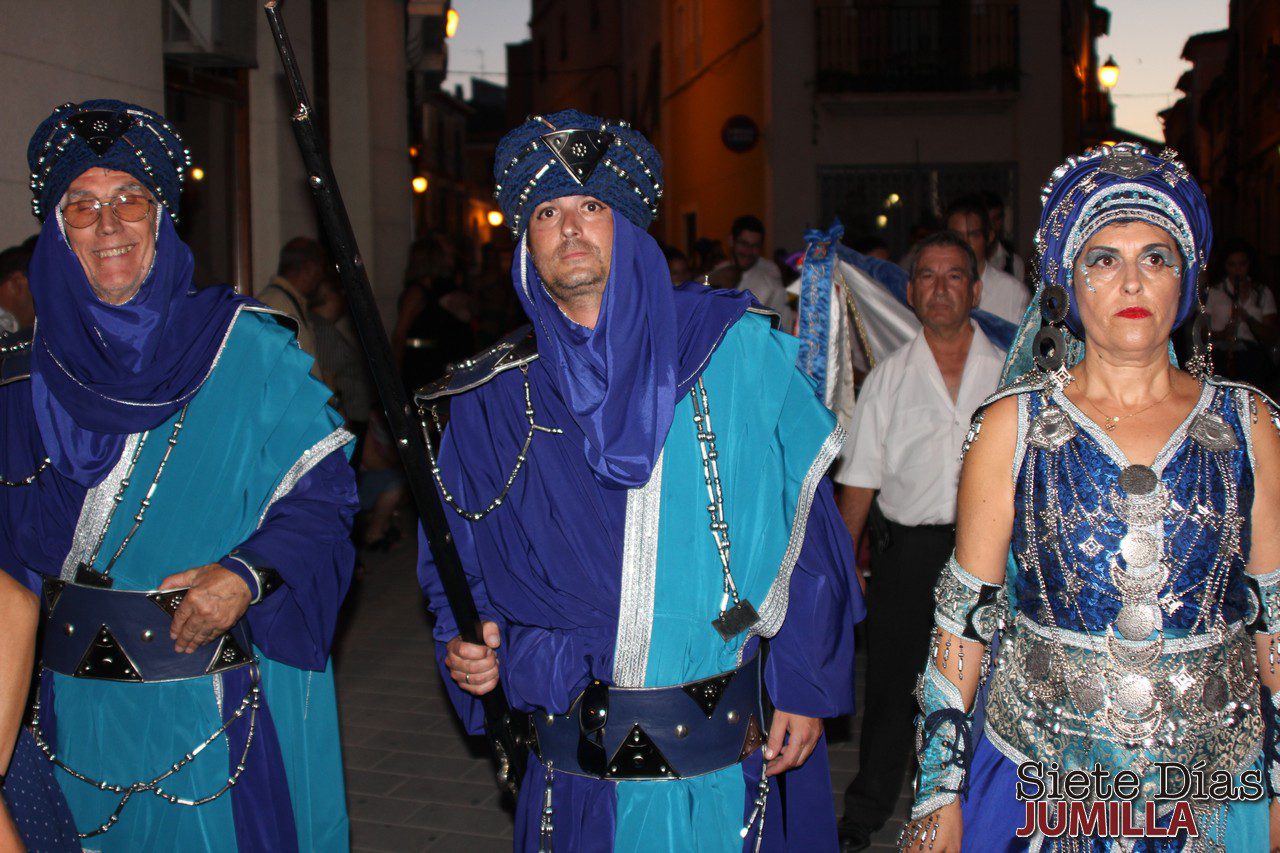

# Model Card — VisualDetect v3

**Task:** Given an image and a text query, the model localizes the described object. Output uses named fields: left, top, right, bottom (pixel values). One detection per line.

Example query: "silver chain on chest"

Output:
left=692, top=379, right=759, bottom=639
left=78, top=404, right=189, bottom=585
left=691, top=378, right=741, bottom=612
left=419, top=366, right=562, bottom=522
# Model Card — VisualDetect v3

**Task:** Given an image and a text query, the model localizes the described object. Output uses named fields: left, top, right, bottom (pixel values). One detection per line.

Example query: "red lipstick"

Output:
left=1115, top=307, right=1152, bottom=319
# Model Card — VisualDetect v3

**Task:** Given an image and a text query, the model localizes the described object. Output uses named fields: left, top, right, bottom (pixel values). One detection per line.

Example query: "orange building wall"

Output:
left=658, top=0, right=770, bottom=254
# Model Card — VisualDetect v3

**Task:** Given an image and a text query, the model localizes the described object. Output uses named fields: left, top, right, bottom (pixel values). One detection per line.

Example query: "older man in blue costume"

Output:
left=416, top=111, right=864, bottom=852
left=0, top=100, right=357, bottom=851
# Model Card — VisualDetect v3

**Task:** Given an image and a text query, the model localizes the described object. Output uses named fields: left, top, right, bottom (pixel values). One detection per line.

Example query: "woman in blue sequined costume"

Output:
left=900, top=143, right=1280, bottom=852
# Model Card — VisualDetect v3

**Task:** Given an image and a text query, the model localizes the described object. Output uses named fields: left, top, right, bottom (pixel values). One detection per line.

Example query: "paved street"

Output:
left=335, top=535, right=911, bottom=851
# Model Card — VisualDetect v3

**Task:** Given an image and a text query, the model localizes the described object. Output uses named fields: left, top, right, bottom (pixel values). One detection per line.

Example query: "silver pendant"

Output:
left=1069, top=673, right=1106, bottom=715
left=1118, top=464, right=1159, bottom=496
left=1119, top=530, right=1160, bottom=569
left=1187, top=412, right=1239, bottom=452
left=1201, top=672, right=1229, bottom=712
left=1115, top=602, right=1160, bottom=641
left=1113, top=672, right=1155, bottom=713
left=1027, top=406, right=1077, bottom=451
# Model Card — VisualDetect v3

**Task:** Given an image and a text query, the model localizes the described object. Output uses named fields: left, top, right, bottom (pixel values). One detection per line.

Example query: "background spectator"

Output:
left=260, top=236, right=327, bottom=365
left=944, top=196, right=1028, bottom=325
left=0, top=245, right=35, bottom=333
left=1205, top=238, right=1278, bottom=388
left=980, top=189, right=1026, bottom=281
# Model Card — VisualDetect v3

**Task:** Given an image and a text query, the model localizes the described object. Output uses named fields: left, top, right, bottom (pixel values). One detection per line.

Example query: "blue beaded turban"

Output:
left=493, top=110, right=663, bottom=235
left=1034, top=141, right=1211, bottom=336
left=27, top=99, right=191, bottom=223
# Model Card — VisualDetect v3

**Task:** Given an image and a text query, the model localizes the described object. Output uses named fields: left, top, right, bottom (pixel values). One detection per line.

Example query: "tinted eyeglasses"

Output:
left=61, top=195, right=155, bottom=229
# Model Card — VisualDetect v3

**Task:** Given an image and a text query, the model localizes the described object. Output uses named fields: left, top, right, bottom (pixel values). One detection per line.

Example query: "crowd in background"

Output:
left=0, top=197, right=1275, bottom=558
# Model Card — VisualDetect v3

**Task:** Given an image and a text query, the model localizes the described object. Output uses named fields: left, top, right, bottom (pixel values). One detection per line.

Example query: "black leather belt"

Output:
left=40, top=579, right=255, bottom=683
left=532, top=655, right=765, bottom=780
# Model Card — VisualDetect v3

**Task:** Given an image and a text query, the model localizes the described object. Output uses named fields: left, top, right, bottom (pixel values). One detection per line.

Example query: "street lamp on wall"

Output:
left=412, top=176, right=429, bottom=194
left=487, top=210, right=504, bottom=227
left=1099, top=56, right=1120, bottom=90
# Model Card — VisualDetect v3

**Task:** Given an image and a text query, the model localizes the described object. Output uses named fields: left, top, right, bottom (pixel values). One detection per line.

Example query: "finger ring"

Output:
left=465, top=673, right=471, bottom=684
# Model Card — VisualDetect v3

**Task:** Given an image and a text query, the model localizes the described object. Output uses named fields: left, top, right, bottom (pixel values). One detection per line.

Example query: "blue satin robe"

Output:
left=419, top=313, right=865, bottom=851
left=0, top=310, right=357, bottom=851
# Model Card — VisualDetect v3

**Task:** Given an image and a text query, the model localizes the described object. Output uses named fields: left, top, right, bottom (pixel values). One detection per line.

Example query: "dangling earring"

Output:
left=1187, top=272, right=1213, bottom=379
left=1034, top=281, right=1073, bottom=388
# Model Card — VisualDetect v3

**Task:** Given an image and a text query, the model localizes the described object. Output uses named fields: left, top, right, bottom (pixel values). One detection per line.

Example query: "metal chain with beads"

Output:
left=740, top=760, right=771, bottom=852
left=690, top=378, right=744, bottom=615
left=82, top=404, right=189, bottom=581
left=0, top=456, right=50, bottom=487
left=418, top=365, right=562, bottom=522
left=29, top=671, right=260, bottom=838
left=538, top=761, right=555, bottom=853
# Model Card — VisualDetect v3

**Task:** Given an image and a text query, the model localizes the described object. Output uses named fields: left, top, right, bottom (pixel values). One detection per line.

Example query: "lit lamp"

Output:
left=190, top=167, right=205, bottom=182
left=1098, top=56, right=1120, bottom=90
left=445, top=8, right=459, bottom=38
left=486, top=210, right=504, bottom=227
left=412, top=176, right=428, bottom=194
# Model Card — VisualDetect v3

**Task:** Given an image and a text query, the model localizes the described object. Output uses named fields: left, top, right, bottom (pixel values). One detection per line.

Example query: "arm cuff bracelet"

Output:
left=933, top=553, right=1005, bottom=644
left=1245, top=568, right=1280, bottom=636
left=911, top=659, right=973, bottom=820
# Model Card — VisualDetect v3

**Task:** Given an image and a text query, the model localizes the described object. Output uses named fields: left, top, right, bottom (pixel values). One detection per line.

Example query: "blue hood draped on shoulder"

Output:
left=513, top=213, right=755, bottom=488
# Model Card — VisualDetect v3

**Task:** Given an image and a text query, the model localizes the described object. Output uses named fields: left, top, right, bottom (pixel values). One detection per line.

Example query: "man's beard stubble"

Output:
left=536, top=238, right=608, bottom=304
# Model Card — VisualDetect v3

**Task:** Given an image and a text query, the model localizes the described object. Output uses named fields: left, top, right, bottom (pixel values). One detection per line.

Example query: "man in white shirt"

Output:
left=724, top=214, right=794, bottom=331
left=982, top=190, right=1026, bottom=282
left=1204, top=240, right=1278, bottom=387
left=945, top=197, right=1029, bottom=326
left=833, top=231, right=1006, bottom=852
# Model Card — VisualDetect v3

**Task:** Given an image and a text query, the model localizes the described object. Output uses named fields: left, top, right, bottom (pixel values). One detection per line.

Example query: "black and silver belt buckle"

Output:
left=576, top=679, right=609, bottom=776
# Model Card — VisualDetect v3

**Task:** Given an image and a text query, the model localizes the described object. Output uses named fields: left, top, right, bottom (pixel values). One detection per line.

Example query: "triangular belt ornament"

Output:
left=681, top=670, right=736, bottom=719
left=540, top=129, right=615, bottom=185
left=147, top=589, right=187, bottom=616
left=206, top=632, right=253, bottom=674
left=42, top=578, right=66, bottom=612
left=607, top=723, right=680, bottom=779
left=739, top=714, right=765, bottom=761
left=74, top=624, right=143, bottom=682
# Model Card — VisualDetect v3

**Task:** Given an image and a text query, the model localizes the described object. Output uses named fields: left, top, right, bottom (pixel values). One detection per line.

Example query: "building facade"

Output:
left=0, top=0, right=411, bottom=323
left=516, top=0, right=1114, bottom=266
left=1164, top=0, right=1280, bottom=278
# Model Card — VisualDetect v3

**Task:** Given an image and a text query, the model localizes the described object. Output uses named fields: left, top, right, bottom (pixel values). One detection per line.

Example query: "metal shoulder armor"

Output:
left=414, top=324, right=538, bottom=404
left=0, top=327, right=33, bottom=387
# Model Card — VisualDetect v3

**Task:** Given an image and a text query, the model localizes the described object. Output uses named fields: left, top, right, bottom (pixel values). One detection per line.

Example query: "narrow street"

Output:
left=335, top=536, right=911, bottom=851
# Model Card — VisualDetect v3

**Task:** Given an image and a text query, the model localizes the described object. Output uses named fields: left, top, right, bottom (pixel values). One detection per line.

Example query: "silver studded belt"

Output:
left=39, top=579, right=255, bottom=683
left=984, top=617, right=1261, bottom=800
left=531, top=655, right=765, bottom=780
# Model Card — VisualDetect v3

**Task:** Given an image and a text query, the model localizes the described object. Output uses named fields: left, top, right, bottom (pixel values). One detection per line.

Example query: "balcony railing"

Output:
left=815, top=1, right=1020, bottom=94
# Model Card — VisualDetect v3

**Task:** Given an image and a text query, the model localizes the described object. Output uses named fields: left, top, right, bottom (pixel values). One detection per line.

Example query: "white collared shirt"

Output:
left=979, top=264, right=1030, bottom=326
left=833, top=322, right=1006, bottom=526
left=736, top=258, right=794, bottom=332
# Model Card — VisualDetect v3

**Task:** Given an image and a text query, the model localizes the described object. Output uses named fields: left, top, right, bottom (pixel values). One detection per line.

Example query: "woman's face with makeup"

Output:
left=1072, top=220, right=1184, bottom=355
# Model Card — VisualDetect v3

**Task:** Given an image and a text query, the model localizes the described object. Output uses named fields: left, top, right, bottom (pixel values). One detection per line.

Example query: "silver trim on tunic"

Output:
left=60, top=434, right=141, bottom=580
left=258, top=428, right=355, bottom=524
left=743, top=424, right=846, bottom=652
left=611, top=451, right=665, bottom=688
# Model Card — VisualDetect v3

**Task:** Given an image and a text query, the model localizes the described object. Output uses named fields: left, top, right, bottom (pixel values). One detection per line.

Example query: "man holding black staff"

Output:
left=418, top=110, right=864, bottom=851
left=0, top=100, right=356, bottom=851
